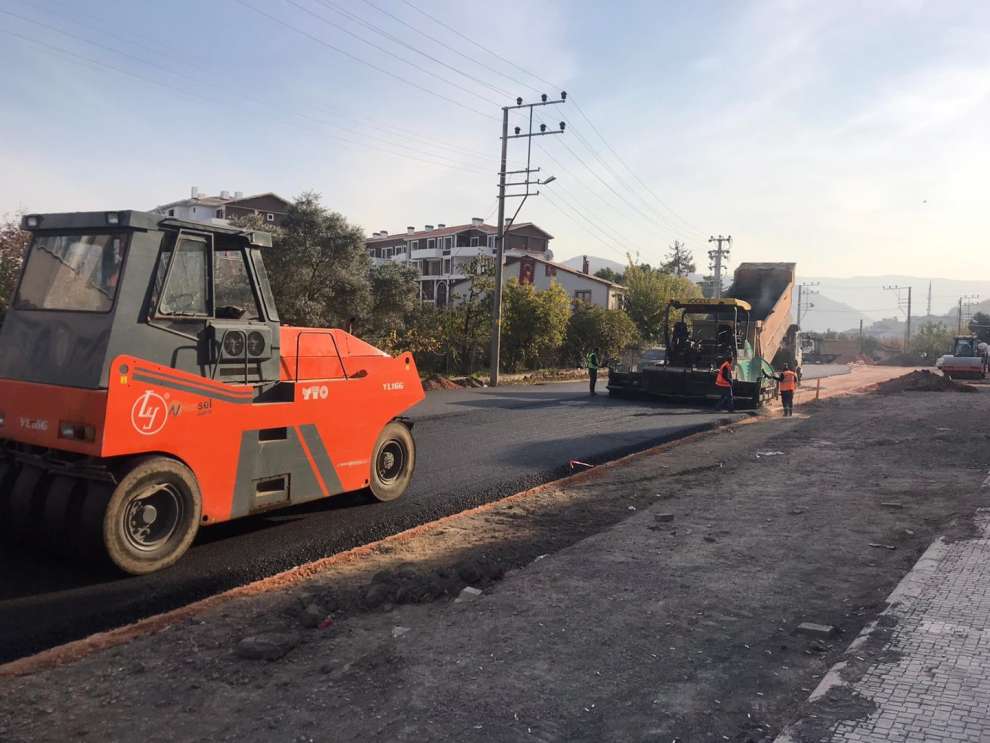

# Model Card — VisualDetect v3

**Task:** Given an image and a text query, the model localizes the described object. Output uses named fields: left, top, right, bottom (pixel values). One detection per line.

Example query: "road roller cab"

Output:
left=0, top=210, right=424, bottom=574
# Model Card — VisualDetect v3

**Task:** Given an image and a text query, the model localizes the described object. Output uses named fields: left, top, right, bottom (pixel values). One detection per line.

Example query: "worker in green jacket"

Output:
left=587, top=348, right=601, bottom=396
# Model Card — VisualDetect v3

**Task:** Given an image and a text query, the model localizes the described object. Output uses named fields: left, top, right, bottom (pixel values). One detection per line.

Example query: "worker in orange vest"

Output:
left=766, top=363, right=799, bottom=416
left=714, top=355, right=734, bottom=412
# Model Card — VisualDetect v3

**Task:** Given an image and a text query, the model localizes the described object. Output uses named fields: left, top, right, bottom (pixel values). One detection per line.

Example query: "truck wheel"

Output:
left=369, top=422, right=415, bottom=503
left=102, top=457, right=202, bottom=575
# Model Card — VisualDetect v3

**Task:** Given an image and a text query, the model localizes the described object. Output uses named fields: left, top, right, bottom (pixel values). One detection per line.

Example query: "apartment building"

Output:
left=365, top=218, right=554, bottom=305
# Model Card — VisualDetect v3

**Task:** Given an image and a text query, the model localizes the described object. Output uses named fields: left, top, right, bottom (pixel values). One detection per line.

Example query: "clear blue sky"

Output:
left=1, top=0, right=988, bottom=282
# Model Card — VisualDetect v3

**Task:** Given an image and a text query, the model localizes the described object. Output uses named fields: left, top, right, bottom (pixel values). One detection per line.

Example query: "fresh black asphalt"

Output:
left=0, top=366, right=846, bottom=663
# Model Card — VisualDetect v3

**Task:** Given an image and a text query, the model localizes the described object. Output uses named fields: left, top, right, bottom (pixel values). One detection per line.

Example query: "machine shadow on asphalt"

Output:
left=0, top=488, right=380, bottom=602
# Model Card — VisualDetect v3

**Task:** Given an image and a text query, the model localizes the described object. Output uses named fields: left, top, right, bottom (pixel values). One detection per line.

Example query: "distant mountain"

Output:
left=800, top=275, right=990, bottom=321
left=793, top=294, right=872, bottom=334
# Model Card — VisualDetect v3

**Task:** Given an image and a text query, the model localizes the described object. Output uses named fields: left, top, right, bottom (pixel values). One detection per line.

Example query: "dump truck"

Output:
left=801, top=334, right=860, bottom=364
left=0, top=211, right=424, bottom=574
left=935, top=335, right=988, bottom=379
left=607, top=262, right=797, bottom=407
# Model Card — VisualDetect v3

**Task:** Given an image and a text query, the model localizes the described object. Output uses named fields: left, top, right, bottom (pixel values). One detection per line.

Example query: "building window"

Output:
left=444, top=236, right=453, bottom=250
left=266, top=213, right=275, bottom=222
left=427, top=238, right=436, bottom=250
left=443, top=258, right=451, bottom=274
left=487, top=235, right=495, bottom=250
left=545, top=264, right=557, bottom=277
left=167, top=208, right=175, bottom=217
left=384, top=247, right=393, bottom=258
left=411, top=240, right=419, bottom=251
left=574, top=290, right=592, bottom=303
left=368, top=248, right=379, bottom=258
left=215, top=209, right=224, bottom=218
left=470, top=236, right=479, bottom=247
left=421, top=281, right=435, bottom=301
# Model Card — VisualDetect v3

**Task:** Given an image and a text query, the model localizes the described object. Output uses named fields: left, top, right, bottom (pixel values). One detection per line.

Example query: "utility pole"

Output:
left=926, top=281, right=932, bottom=317
left=707, top=235, right=731, bottom=299
left=859, top=318, right=864, bottom=353
left=884, top=284, right=912, bottom=350
left=489, top=93, right=566, bottom=387
left=796, top=281, right=819, bottom=327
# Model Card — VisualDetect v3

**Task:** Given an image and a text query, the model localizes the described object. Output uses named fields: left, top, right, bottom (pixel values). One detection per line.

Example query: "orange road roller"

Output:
left=0, top=211, right=424, bottom=574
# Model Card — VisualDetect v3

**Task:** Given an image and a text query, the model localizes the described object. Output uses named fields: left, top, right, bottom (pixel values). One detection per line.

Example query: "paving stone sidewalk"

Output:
left=778, top=510, right=990, bottom=743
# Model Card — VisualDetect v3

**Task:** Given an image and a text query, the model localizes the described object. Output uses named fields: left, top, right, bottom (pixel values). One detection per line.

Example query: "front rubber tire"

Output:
left=369, top=422, right=416, bottom=503
left=102, top=457, right=202, bottom=575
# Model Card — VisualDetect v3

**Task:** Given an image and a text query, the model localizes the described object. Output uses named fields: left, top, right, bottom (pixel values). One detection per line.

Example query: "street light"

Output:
left=540, top=175, right=556, bottom=185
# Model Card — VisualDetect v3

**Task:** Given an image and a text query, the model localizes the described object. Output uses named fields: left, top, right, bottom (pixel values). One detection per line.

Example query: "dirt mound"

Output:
left=421, top=374, right=463, bottom=391
left=876, top=369, right=977, bottom=394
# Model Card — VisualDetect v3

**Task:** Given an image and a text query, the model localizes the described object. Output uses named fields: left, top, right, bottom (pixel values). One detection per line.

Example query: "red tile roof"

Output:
left=366, top=221, right=552, bottom=243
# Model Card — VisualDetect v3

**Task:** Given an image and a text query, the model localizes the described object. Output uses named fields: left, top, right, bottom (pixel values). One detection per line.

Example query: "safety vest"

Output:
left=715, top=361, right=732, bottom=387
left=780, top=370, right=797, bottom=392
left=587, top=353, right=599, bottom=370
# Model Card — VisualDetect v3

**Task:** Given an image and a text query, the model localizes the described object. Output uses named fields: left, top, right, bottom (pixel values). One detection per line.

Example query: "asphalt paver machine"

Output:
left=0, top=211, right=424, bottom=574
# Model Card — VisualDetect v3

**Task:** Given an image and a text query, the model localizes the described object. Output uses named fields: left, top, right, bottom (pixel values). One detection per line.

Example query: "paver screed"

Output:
left=778, top=510, right=990, bottom=743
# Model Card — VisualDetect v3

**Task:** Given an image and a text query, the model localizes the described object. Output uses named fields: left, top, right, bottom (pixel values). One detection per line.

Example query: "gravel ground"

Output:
left=1, top=376, right=984, bottom=743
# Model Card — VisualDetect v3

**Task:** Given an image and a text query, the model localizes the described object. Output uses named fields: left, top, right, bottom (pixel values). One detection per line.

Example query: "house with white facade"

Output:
left=452, top=254, right=625, bottom=310
left=153, top=187, right=290, bottom=226
left=365, top=218, right=554, bottom=305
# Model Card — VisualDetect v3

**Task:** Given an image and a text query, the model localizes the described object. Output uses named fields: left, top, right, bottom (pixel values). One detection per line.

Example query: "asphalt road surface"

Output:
left=0, top=365, right=848, bottom=663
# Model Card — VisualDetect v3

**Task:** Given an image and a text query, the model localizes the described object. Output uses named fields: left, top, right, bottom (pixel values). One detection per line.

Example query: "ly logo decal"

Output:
left=131, top=390, right=169, bottom=435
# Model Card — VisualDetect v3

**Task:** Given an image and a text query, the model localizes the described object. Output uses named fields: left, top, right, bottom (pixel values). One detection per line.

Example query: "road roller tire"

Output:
left=42, top=476, right=83, bottom=553
left=101, top=457, right=202, bottom=575
left=7, top=466, right=46, bottom=537
left=0, top=458, right=20, bottom=533
left=368, top=421, right=416, bottom=503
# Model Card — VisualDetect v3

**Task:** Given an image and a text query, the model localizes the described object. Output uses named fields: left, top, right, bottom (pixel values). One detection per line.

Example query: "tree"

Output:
left=0, top=213, right=30, bottom=324
left=260, top=192, right=372, bottom=328
left=501, top=280, right=571, bottom=371
left=910, top=321, right=952, bottom=362
left=622, top=261, right=702, bottom=341
left=444, top=257, right=493, bottom=374
left=564, top=302, right=639, bottom=366
left=365, top=261, right=420, bottom=347
left=594, top=266, right=624, bottom=284
left=969, top=312, right=990, bottom=344
left=661, top=241, right=696, bottom=277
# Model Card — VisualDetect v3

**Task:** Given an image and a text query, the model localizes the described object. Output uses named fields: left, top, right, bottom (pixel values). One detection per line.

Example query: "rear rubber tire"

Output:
left=369, top=422, right=415, bottom=503
left=42, top=476, right=82, bottom=553
left=102, top=457, right=202, bottom=575
left=8, top=466, right=45, bottom=537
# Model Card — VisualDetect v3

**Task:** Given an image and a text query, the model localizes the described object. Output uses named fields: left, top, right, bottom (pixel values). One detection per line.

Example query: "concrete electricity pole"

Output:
left=796, top=282, right=819, bottom=327
left=489, top=93, right=567, bottom=387
left=884, top=285, right=912, bottom=349
left=707, top=235, right=731, bottom=299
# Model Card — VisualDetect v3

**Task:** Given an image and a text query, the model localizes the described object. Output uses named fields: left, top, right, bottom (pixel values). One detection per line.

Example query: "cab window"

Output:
left=158, top=237, right=210, bottom=317
left=215, top=249, right=261, bottom=320
left=15, top=233, right=125, bottom=312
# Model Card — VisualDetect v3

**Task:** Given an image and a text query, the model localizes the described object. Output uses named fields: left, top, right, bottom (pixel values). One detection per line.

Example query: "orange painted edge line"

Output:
left=0, top=369, right=895, bottom=679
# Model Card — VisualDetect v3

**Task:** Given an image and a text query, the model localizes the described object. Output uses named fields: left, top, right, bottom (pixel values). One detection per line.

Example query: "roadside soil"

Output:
left=2, top=370, right=986, bottom=743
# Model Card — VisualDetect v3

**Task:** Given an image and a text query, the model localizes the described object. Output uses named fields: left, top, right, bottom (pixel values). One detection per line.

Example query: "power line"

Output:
left=284, top=0, right=499, bottom=108
left=537, top=112, right=706, bottom=243
left=315, top=0, right=513, bottom=99
left=541, top=191, right=629, bottom=260
left=360, top=0, right=542, bottom=96
left=399, top=0, right=550, bottom=93
left=399, top=0, right=705, bottom=237
left=234, top=0, right=496, bottom=119
left=1, top=28, right=489, bottom=174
